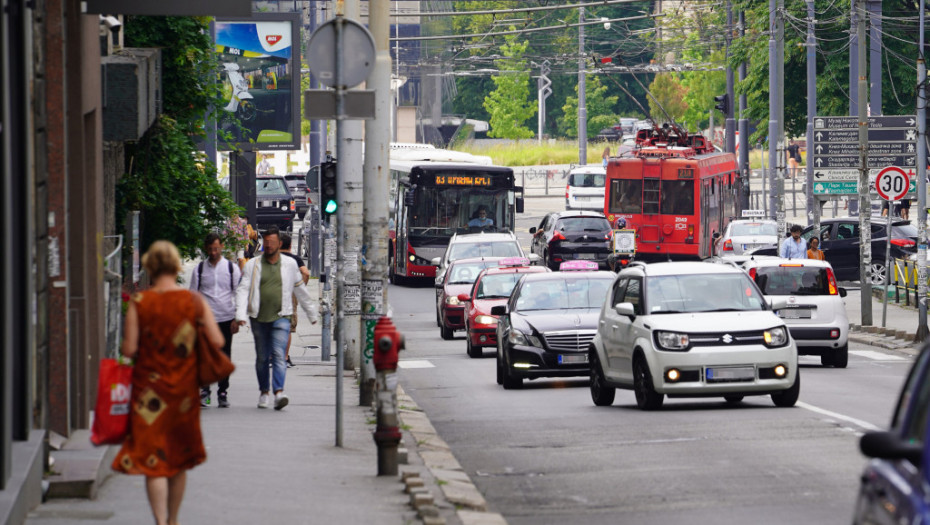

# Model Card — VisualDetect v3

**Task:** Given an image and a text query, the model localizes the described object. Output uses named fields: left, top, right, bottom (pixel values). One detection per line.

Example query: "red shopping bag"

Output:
left=90, top=358, right=133, bottom=446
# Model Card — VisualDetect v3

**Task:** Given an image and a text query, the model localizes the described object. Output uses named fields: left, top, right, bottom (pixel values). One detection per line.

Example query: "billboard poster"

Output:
left=214, top=13, right=300, bottom=150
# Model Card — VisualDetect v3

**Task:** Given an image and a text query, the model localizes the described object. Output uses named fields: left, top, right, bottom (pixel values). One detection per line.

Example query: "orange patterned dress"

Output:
left=113, top=290, right=206, bottom=477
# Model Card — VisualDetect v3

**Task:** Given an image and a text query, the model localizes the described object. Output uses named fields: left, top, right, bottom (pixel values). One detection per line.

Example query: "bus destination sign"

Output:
left=434, top=174, right=492, bottom=186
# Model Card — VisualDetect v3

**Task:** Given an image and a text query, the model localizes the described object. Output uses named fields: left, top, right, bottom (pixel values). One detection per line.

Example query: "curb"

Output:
left=397, top=385, right=507, bottom=525
left=848, top=326, right=921, bottom=356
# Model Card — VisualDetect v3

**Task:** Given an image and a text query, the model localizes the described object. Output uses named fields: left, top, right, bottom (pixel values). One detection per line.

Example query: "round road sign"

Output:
left=875, top=166, right=909, bottom=201
left=306, top=17, right=375, bottom=89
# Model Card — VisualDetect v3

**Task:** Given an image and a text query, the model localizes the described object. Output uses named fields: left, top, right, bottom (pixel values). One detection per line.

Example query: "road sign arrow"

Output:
left=815, top=157, right=823, bottom=167
left=815, top=171, right=824, bottom=179
left=908, top=117, right=917, bottom=126
left=816, top=144, right=823, bottom=154
left=816, top=131, right=823, bottom=141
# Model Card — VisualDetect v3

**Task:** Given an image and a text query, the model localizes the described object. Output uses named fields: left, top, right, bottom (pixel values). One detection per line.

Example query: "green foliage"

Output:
left=647, top=73, right=689, bottom=125
left=454, top=140, right=608, bottom=166
left=483, top=33, right=536, bottom=139
left=558, top=75, right=620, bottom=139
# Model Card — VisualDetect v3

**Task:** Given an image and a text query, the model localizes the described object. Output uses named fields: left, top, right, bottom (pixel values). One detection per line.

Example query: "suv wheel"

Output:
left=832, top=344, right=849, bottom=369
left=589, top=350, right=615, bottom=407
left=820, top=351, right=834, bottom=367
left=771, top=370, right=800, bottom=407
left=633, top=358, right=664, bottom=410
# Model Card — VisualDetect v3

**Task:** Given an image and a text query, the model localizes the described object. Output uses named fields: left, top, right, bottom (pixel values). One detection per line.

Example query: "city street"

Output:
left=393, top=279, right=912, bottom=524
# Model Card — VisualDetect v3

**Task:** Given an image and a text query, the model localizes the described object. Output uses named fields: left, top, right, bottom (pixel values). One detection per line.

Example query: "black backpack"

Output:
left=197, top=259, right=236, bottom=292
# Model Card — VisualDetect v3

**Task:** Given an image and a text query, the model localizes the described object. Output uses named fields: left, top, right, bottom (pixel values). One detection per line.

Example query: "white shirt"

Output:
left=189, top=258, right=242, bottom=322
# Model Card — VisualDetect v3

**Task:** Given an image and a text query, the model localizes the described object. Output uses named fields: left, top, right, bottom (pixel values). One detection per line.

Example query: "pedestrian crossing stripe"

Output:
left=397, top=360, right=435, bottom=369
left=849, top=350, right=907, bottom=361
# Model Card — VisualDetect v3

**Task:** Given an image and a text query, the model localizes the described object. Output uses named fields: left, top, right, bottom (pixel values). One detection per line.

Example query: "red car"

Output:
left=458, top=259, right=550, bottom=358
left=437, top=257, right=506, bottom=340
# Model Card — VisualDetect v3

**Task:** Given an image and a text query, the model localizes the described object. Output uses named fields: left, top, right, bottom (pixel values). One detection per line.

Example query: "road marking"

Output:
left=850, top=350, right=908, bottom=361
left=398, top=360, right=435, bottom=369
left=797, top=401, right=881, bottom=431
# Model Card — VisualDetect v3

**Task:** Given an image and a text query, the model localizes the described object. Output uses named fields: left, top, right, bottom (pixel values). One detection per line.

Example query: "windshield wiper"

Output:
left=651, top=310, right=685, bottom=314
left=701, top=308, right=748, bottom=313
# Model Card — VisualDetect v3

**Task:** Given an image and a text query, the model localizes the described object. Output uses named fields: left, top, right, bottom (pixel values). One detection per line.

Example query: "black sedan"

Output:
left=530, top=211, right=613, bottom=270
left=750, top=217, right=917, bottom=283
left=491, top=270, right=615, bottom=389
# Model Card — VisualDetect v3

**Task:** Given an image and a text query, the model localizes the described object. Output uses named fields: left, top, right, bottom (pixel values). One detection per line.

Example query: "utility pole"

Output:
left=537, top=60, right=551, bottom=143
left=738, top=11, right=749, bottom=210
left=806, top=0, right=819, bottom=232
left=857, top=0, right=872, bottom=325
left=309, top=2, right=322, bottom=169
left=578, top=6, right=587, bottom=164
left=848, top=0, right=861, bottom=216
left=724, top=0, right=735, bottom=155
left=868, top=0, right=882, bottom=115
left=768, top=0, right=785, bottom=246
left=361, top=0, right=391, bottom=407
left=917, top=0, right=928, bottom=341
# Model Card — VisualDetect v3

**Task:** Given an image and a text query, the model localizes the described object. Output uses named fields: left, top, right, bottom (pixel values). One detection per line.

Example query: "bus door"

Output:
left=639, top=162, right=661, bottom=243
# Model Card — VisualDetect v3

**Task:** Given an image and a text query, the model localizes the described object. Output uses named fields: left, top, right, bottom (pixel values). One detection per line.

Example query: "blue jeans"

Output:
left=251, top=317, right=291, bottom=393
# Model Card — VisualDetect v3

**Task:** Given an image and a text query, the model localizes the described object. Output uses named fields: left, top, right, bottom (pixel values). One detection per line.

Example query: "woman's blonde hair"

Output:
left=142, top=240, right=182, bottom=278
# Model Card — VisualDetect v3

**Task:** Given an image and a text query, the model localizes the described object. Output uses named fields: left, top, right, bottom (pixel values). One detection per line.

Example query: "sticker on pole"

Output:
left=875, top=166, right=910, bottom=201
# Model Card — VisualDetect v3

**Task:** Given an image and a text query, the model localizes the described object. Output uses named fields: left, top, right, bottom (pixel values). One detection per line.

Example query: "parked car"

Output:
left=619, top=117, right=638, bottom=137
left=742, top=258, right=850, bottom=368
left=436, top=257, right=506, bottom=340
left=255, top=176, right=296, bottom=231
left=431, top=231, right=537, bottom=293
left=283, top=173, right=309, bottom=219
left=588, top=261, right=799, bottom=410
left=595, top=127, right=622, bottom=142
left=714, top=219, right=779, bottom=256
left=749, top=217, right=917, bottom=283
left=493, top=268, right=615, bottom=389
left=530, top=211, right=613, bottom=270
left=854, top=343, right=930, bottom=524
left=458, top=258, right=549, bottom=358
left=564, top=166, right=607, bottom=211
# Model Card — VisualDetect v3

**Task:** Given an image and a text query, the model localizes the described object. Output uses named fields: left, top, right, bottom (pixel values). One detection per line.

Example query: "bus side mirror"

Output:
left=404, top=189, right=415, bottom=206
left=516, top=197, right=524, bottom=214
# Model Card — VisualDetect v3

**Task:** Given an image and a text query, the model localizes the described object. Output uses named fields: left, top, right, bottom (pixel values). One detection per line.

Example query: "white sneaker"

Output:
left=257, top=393, right=270, bottom=409
left=274, top=392, right=289, bottom=411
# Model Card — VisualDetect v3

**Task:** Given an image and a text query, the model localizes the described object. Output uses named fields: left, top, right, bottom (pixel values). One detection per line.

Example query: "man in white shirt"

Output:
left=779, top=225, right=808, bottom=259
left=190, top=232, right=242, bottom=408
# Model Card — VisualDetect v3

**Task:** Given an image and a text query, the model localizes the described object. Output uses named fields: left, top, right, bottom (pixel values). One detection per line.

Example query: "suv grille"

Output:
left=688, top=330, right=766, bottom=347
left=543, top=330, right=597, bottom=352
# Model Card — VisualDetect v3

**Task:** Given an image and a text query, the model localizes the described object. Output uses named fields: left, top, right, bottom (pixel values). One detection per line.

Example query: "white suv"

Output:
left=741, top=258, right=849, bottom=368
left=589, top=262, right=799, bottom=410
left=565, top=166, right=606, bottom=211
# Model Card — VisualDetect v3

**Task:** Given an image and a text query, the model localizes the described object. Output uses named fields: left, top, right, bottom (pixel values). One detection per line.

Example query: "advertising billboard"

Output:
left=214, top=13, right=300, bottom=150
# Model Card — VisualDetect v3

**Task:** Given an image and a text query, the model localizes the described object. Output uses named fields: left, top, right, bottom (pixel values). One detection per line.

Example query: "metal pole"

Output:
left=361, top=0, right=391, bottom=407
left=738, top=11, right=750, bottom=210
left=321, top=222, right=332, bottom=361
left=768, top=0, right=778, bottom=225
left=334, top=13, right=345, bottom=448
left=806, top=0, right=817, bottom=226
left=309, top=1, right=322, bottom=169
left=869, top=0, right=882, bottom=115
left=917, top=0, right=928, bottom=341
left=857, top=0, right=873, bottom=325
left=776, top=0, right=785, bottom=239
left=725, top=0, right=735, bottom=155
left=578, top=6, right=587, bottom=164
left=883, top=202, right=893, bottom=326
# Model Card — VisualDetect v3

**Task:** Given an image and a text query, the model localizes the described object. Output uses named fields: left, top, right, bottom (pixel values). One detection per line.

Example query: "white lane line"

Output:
left=850, top=350, right=907, bottom=361
left=398, top=360, right=435, bottom=369
left=797, top=401, right=881, bottom=432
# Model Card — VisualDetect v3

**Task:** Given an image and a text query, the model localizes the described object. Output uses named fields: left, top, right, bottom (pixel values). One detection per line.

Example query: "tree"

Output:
left=558, top=75, right=620, bottom=139
left=483, top=33, right=536, bottom=139
left=647, top=73, right=689, bottom=124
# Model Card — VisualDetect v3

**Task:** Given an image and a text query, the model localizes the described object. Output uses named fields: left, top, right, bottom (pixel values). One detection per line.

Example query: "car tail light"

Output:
left=290, top=200, right=295, bottom=211
left=565, top=185, right=570, bottom=199
left=748, top=268, right=757, bottom=280
left=891, top=239, right=916, bottom=248
left=826, top=267, right=839, bottom=295
left=723, top=239, right=733, bottom=251
left=307, top=195, right=312, bottom=205
left=551, top=231, right=566, bottom=242
left=605, top=230, right=613, bottom=241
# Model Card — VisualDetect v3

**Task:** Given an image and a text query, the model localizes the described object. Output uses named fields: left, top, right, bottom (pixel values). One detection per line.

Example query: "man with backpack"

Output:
left=190, top=232, right=242, bottom=408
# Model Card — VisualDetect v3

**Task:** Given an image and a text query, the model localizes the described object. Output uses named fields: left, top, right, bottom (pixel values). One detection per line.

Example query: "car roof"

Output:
left=448, top=256, right=506, bottom=267
left=814, top=216, right=911, bottom=226
left=549, top=210, right=608, bottom=219
left=743, top=257, right=834, bottom=269
left=568, top=166, right=606, bottom=175
left=729, top=219, right=776, bottom=225
left=519, top=270, right=616, bottom=283
left=624, top=261, right=745, bottom=277
left=481, top=265, right=548, bottom=277
left=450, top=232, right=517, bottom=243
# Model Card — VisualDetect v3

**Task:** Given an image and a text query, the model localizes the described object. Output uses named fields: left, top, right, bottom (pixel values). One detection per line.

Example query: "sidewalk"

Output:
left=844, top=285, right=926, bottom=354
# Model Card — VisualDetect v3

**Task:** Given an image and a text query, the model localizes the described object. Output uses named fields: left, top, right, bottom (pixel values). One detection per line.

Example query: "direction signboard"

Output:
left=812, top=155, right=917, bottom=169
left=812, top=142, right=917, bottom=156
left=812, top=128, right=917, bottom=143
left=813, top=115, right=918, bottom=129
left=813, top=181, right=857, bottom=195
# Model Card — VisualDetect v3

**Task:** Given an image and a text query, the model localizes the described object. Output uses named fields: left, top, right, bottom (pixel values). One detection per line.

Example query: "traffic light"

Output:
left=320, top=160, right=337, bottom=218
left=714, top=94, right=729, bottom=115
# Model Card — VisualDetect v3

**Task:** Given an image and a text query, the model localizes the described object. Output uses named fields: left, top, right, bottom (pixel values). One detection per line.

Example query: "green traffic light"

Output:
left=324, top=199, right=338, bottom=214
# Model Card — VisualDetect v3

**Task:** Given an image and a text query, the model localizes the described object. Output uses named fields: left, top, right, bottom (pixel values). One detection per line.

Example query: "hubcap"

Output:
left=869, top=264, right=886, bottom=285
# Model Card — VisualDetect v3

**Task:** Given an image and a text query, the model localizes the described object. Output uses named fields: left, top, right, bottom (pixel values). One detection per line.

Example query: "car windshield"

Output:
left=569, top=173, right=606, bottom=188
left=556, top=217, right=610, bottom=232
left=646, top=273, right=766, bottom=313
left=753, top=266, right=831, bottom=296
left=448, top=261, right=500, bottom=285
left=516, top=277, right=611, bottom=311
left=731, top=223, right=777, bottom=236
left=257, top=178, right=288, bottom=196
left=449, top=241, right=521, bottom=262
left=476, top=273, right=523, bottom=299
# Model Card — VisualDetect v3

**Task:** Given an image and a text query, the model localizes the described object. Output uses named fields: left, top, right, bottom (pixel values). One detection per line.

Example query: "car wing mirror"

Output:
left=457, top=293, right=470, bottom=302
left=839, top=287, right=847, bottom=298
left=860, top=431, right=922, bottom=465
left=490, top=305, right=507, bottom=315
left=614, top=302, right=635, bottom=319
left=712, top=232, right=721, bottom=239
left=529, top=227, right=537, bottom=234
left=769, top=299, right=788, bottom=311
left=527, top=254, right=542, bottom=264
left=430, top=257, right=441, bottom=266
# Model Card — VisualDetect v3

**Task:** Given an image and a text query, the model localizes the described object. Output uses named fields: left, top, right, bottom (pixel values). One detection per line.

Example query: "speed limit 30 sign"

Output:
left=875, top=166, right=910, bottom=201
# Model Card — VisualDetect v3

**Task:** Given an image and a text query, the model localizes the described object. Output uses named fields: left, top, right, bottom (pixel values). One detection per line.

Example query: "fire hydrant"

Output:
left=372, top=316, right=405, bottom=476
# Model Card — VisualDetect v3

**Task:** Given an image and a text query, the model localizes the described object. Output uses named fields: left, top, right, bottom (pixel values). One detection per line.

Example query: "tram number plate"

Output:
left=558, top=354, right=588, bottom=365
left=778, top=309, right=811, bottom=319
left=706, top=366, right=754, bottom=382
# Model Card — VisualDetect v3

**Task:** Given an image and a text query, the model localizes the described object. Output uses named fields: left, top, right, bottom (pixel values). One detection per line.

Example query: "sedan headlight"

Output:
left=474, top=315, right=498, bottom=325
left=763, top=326, right=789, bottom=348
left=508, top=330, right=542, bottom=347
left=445, top=296, right=461, bottom=306
left=655, top=331, right=690, bottom=351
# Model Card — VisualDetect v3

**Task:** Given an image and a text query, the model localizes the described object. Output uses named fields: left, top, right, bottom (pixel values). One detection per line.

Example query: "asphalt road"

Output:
left=392, top=201, right=912, bottom=524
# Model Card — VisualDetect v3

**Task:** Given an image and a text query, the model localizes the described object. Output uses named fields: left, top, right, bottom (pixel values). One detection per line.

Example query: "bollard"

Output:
left=372, top=316, right=405, bottom=476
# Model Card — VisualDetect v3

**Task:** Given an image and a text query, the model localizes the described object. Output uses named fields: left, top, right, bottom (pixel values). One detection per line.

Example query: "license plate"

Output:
left=259, top=200, right=274, bottom=207
left=778, top=309, right=811, bottom=319
left=706, top=366, right=754, bottom=382
left=575, top=196, right=590, bottom=202
left=577, top=253, right=596, bottom=260
left=558, top=354, right=588, bottom=365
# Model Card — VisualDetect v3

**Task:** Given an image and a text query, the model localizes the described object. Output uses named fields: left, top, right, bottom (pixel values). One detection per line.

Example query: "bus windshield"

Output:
left=407, top=187, right=512, bottom=236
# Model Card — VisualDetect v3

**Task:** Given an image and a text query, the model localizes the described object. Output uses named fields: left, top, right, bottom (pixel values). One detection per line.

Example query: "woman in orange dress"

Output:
left=807, top=237, right=826, bottom=261
left=113, top=241, right=224, bottom=525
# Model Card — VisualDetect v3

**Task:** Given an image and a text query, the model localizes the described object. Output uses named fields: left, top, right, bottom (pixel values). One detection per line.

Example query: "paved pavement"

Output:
left=844, top=284, right=928, bottom=355
left=24, top=261, right=505, bottom=525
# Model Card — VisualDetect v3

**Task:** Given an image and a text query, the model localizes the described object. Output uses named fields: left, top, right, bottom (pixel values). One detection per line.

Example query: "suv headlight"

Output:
left=509, top=330, right=542, bottom=347
left=655, top=331, right=690, bottom=351
left=475, top=315, right=497, bottom=325
left=763, top=326, right=789, bottom=347
left=445, top=296, right=461, bottom=306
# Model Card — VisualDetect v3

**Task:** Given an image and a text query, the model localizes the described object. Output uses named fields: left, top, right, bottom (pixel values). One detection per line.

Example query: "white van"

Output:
left=565, top=166, right=606, bottom=211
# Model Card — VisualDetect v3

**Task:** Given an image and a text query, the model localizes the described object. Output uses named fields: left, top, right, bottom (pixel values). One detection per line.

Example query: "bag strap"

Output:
left=228, top=259, right=235, bottom=292
left=197, top=261, right=204, bottom=291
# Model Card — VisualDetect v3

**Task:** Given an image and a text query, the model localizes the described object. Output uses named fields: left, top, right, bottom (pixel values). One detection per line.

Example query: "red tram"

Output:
left=604, top=125, right=741, bottom=261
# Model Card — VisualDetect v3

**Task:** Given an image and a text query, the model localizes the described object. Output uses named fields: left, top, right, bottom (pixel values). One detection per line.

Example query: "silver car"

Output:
left=715, top=219, right=779, bottom=256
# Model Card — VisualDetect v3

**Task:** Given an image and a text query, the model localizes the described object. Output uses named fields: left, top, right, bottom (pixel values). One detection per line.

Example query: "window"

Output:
left=449, top=241, right=522, bottom=261
left=612, top=278, right=628, bottom=305
left=646, top=274, right=765, bottom=313
left=731, top=222, right=778, bottom=237
left=835, top=223, right=859, bottom=240
left=623, top=278, right=643, bottom=314
left=256, top=178, right=288, bottom=196
left=556, top=217, right=612, bottom=232
left=892, top=350, right=930, bottom=431
left=476, top=273, right=523, bottom=299
left=754, top=267, right=830, bottom=296
left=660, top=180, right=694, bottom=215
left=608, top=179, right=642, bottom=214
left=448, top=261, right=498, bottom=284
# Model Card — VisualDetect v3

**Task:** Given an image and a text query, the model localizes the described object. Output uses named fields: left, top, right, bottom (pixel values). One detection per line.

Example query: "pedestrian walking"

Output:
left=235, top=226, right=319, bottom=410
left=786, top=143, right=800, bottom=178
left=190, top=232, right=241, bottom=408
left=113, top=240, right=225, bottom=525
left=779, top=225, right=808, bottom=259
left=279, top=232, right=310, bottom=368
left=807, top=237, right=825, bottom=260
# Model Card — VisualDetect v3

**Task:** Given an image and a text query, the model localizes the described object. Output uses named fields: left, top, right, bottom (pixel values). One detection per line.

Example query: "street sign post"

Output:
left=876, top=166, right=910, bottom=328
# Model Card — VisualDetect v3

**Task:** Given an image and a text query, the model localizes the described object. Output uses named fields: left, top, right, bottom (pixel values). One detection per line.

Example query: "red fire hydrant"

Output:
left=372, top=316, right=405, bottom=476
